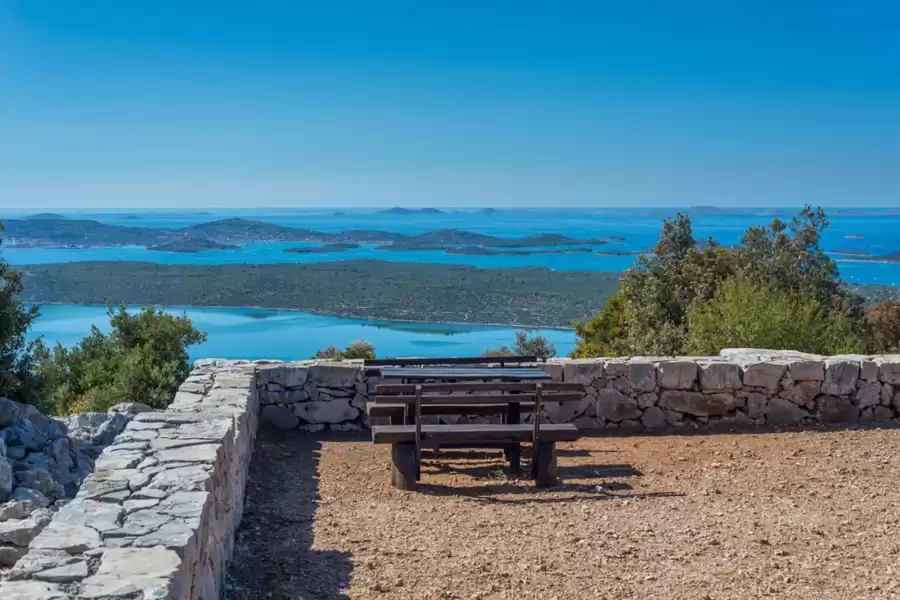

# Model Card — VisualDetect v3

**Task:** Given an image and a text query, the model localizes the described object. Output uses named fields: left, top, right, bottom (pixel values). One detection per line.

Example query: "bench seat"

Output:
left=372, top=423, right=579, bottom=444
left=367, top=402, right=535, bottom=418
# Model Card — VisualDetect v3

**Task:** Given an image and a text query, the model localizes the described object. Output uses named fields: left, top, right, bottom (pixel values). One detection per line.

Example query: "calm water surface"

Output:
left=29, top=304, right=576, bottom=360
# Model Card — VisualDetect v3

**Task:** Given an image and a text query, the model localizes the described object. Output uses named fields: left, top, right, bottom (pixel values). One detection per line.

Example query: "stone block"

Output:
left=741, top=362, right=786, bottom=391
left=788, top=360, right=825, bottom=382
left=746, top=393, right=767, bottom=419
left=292, top=398, right=360, bottom=424
left=875, top=356, right=900, bottom=384
left=594, top=389, right=641, bottom=422
left=307, top=363, right=359, bottom=388
left=256, top=364, right=309, bottom=389
left=628, top=362, right=657, bottom=392
left=641, top=406, right=667, bottom=428
left=79, top=547, right=183, bottom=599
left=636, top=393, right=658, bottom=409
left=854, top=382, right=881, bottom=409
left=817, top=395, right=858, bottom=423
left=659, top=390, right=743, bottom=416
left=261, top=405, right=299, bottom=430
left=765, top=397, right=809, bottom=425
left=562, top=359, right=603, bottom=384
left=873, top=406, right=894, bottom=421
left=698, top=362, right=742, bottom=391
left=822, top=358, right=859, bottom=396
left=656, top=361, right=698, bottom=390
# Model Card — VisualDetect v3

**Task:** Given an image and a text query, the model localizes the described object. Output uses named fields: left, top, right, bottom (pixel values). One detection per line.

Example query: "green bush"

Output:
left=312, top=340, right=375, bottom=360
left=484, top=331, right=556, bottom=359
left=34, top=305, right=206, bottom=414
left=685, top=279, right=865, bottom=356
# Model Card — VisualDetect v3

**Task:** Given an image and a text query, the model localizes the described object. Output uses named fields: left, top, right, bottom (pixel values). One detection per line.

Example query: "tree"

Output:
left=864, top=300, right=900, bottom=353
left=312, top=340, right=375, bottom=360
left=35, top=305, right=207, bottom=414
left=0, top=221, right=41, bottom=403
left=572, top=206, right=868, bottom=357
left=685, top=278, right=865, bottom=356
left=484, top=331, right=556, bottom=359
left=571, top=292, right=628, bottom=357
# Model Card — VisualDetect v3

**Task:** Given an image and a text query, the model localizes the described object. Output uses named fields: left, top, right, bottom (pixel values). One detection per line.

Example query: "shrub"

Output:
left=35, top=305, right=207, bottom=414
left=864, top=300, right=900, bottom=353
left=484, top=331, right=556, bottom=359
left=312, top=340, right=375, bottom=360
left=686, top=278, right=865, bottom=356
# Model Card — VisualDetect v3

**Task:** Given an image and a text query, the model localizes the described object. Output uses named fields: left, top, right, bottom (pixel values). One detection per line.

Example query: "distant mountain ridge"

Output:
left=1, top=217, right=620, bottom=249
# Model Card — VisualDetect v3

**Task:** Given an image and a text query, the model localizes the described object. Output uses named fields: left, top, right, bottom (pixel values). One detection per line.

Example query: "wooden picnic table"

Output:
left=375, top=365, right=556, bottom=477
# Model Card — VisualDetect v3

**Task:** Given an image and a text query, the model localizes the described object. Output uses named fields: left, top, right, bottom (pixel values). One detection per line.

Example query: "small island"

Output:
left=376, top=207, right=445, bottom=215
left=23, top=213, right=67, bottom=220
left=842, top=251, right=900, bottom=263
left=283, top=243, right=360, bottom=254
left=148, top=238, right=240, bottom=253
left=445, top=246, right=593, bottom=256
left=844, top=234, right=865, bottom=239
left=828, top=249, right=871, bottom=257
left=595, top=250, right=642, bottom=256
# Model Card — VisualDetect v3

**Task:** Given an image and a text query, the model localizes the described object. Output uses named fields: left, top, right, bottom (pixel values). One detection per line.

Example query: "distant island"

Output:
left=596, top=250, right=643, bottom=256
left=121, top=215, right=144, bottom=221
left=23, top=213, right=66, bottom=220
left=828, top=249, right=871, bottom=257
left=445, top=246, right=593, bottom=256
left=283, top=243, right=360, bottom=254
left=476, top=208, right=500, bottom=214
left=844, top=234, right=865, bottom=239
left=148, top=239, right=240, bottom=253
left=376, top=207, right=445, bottom=215
left=837, top=250, right=900, bottom=263
left=0, top=217, right=625, bottom=250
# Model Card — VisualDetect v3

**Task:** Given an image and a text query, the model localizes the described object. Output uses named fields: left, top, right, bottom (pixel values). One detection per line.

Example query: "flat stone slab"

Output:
left=79, top=547, right=183, bottom=598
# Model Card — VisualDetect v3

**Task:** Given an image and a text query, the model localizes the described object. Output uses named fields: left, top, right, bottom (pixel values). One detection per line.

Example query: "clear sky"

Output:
left=1, top=1, right=898, bottom=209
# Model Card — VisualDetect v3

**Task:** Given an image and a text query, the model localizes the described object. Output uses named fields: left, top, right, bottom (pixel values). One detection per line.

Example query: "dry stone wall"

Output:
left=0, top=359, right=259, bottom=600
left=254, top=350, right=900, bottom=432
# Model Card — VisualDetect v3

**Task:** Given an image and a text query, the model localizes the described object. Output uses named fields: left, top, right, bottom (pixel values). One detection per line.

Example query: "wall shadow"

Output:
left=225, top=425, right=353, bottom=600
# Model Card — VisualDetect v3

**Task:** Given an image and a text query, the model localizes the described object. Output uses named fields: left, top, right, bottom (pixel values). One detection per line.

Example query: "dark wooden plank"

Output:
left=372, top=423, right=580, bottom=444
left=368, top=403, right=536, bottom=417
left=372, top=393, right=583, bottom=405
left=532, top=441, right=559, bottom=487
left=391, top=442, right=418, bottom=490
left=506, top=402, right=521, bottom=475
left=378, top=367, right=552, bottom=381
left=375, top=382, right=582, bottom=394
left=365, top=356, right=538, bottom=367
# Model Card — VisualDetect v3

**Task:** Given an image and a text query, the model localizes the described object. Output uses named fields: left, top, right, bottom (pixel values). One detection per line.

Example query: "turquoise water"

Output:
left=3, top=208, right=899, bottom=284
left=28, top=304, right=576, bottom=361
left=5, top=208, right=900, bottom=360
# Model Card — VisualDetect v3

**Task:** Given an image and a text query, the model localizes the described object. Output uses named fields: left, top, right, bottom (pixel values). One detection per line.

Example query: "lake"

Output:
left=28, top=304, right=576, bottom=361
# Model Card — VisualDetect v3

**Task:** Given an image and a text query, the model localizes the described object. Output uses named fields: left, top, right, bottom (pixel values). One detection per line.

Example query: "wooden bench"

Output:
left=371, top=382, right=583, bottom=489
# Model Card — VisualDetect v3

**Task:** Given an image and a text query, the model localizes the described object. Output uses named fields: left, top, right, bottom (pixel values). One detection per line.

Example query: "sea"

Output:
left=3, top=207, right=899, bottom=360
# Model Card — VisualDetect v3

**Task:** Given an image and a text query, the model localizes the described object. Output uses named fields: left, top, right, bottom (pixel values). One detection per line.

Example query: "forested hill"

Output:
left=1, top=217, right=617, bottom=249
left=17, top=260, right=621, bottom=327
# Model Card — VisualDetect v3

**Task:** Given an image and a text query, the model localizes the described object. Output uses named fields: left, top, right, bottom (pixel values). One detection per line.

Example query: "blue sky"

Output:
left=1, top=1, right=898, bottom=209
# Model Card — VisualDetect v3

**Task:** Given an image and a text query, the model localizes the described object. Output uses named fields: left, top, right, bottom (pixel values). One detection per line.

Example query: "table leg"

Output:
left=506, top=402, right=521, bottom=475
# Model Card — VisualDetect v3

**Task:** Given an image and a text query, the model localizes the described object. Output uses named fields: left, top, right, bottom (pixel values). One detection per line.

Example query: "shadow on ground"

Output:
left=225, top=425, right=353, bottom=600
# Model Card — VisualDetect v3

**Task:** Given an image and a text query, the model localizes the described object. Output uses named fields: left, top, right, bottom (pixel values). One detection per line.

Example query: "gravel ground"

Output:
left=226, top=425, right=900, bottom=600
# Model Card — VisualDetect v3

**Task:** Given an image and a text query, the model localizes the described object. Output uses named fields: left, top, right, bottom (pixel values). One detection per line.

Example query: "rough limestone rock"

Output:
left=640, top=406, right=667, bottom=429
left=107, top=402, right=154, bottom=415
left=656, top=361, right=698, bottom=390
left=258, top=364, right=309, bottom=389
left=594, top=389, right=641, bottom=422
left=79, top=547, right=183, bottom=598
left=875, top=356, right=900, bottom=384
left=308, top=363, right=358, bottom=388
left=260, top=405, right=299, bottom=430
left=0, top=398, right=27, bottom=428
left=765, top=397, right=809, bottom=425
left=817, top=395, right=858, bottom=423
left=698, top=362, right=742, bottom=391
left=0, top=456, right=12, bottom=501
left=742, top=362, right=786, bottom=391
left=854, top=382, right=882, bottom=409
left=822, top=359, right=860, bottom=396
left=292, top=399, right=360, bottom=424
left=659, top=390, right=742, bottom=417
left=562, top=360, right=602, bottom=384
left=788, top=360, right=826, bottom=382
left=627, top=362, right=656, bottom=392
left=746, top=393, right=767, bottom=419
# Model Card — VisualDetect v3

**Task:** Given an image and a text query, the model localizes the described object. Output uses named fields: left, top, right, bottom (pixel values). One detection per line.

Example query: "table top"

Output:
left=378, top=366, right=552, bottom=381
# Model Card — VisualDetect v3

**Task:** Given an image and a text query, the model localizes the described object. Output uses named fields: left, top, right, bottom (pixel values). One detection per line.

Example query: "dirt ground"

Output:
left=225, top=425, right=900, bottom=600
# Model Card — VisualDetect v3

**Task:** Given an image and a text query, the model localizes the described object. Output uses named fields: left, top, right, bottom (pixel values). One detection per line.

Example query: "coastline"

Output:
left=31, top=300, right=578, bottom=331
